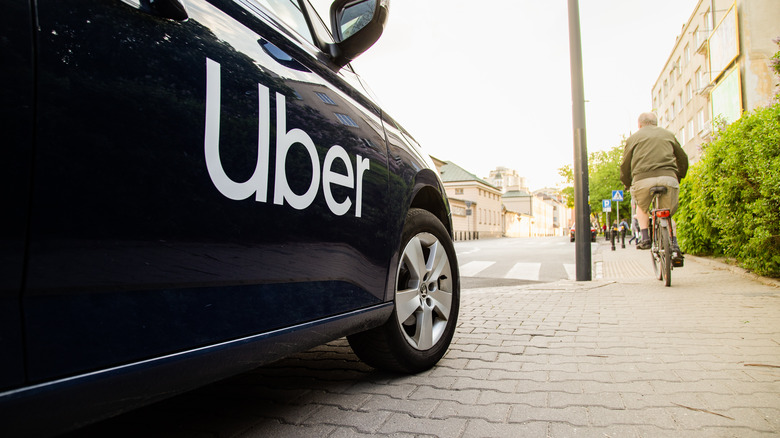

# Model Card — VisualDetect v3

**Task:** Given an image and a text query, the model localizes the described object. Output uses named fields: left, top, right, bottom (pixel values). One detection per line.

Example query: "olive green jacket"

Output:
left=620, top=125, right=689, bottom=188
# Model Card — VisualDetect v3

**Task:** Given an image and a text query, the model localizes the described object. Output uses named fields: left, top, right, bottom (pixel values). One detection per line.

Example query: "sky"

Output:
left=315, top=0, right=700, bottom=189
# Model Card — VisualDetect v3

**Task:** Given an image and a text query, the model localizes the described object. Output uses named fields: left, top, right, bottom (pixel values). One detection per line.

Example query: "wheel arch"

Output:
left=408, top=169, right=452, bottom=237
left=380, top=169, right=453, bottom=304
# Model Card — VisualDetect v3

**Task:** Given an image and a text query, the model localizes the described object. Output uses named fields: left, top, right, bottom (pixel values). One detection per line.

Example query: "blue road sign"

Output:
left=612, top=190, right=624, bottom=202
left=602, top=199, right=611, bottom=211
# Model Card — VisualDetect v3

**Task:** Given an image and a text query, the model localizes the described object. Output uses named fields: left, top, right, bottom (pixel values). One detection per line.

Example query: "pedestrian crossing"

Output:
left=459, top=260, right=577, bottom=281
left=459, top=261, right=496, bottom=277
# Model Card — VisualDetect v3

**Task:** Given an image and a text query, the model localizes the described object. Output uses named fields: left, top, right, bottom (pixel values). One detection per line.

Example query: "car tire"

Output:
left=347, top=208, right=460, bottom=373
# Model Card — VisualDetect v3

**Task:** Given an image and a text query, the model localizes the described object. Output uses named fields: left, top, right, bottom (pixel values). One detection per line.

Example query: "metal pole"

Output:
left=568, top=0, right=591, bottom=281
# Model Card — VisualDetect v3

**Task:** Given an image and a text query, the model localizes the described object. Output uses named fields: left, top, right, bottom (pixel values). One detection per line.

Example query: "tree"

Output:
left=558, top=143, right=631, bottom=227
left=557, top=166, right=575, bottom=209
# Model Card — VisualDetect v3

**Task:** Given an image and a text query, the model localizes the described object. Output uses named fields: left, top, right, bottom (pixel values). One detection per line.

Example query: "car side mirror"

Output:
left=329, top=0, right=389, bottom=68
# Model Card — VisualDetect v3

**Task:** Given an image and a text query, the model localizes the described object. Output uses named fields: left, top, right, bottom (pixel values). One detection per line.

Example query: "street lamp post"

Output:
left=568, top=0, right=591, bottom=281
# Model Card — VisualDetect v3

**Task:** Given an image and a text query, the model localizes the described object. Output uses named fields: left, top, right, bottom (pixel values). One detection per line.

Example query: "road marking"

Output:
left=505, top=263, right=542, bottom=281
left=563, top=263, right=576, bottom=280
left=459, top=261, right=496, bottom=277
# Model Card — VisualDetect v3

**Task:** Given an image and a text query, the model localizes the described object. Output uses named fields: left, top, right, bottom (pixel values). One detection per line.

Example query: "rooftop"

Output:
left=439, top=161, right=496, bottom=189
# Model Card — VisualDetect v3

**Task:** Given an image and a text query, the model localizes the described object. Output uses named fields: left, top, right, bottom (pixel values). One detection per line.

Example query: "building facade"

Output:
left=652, top=0, right=780, bottom=162
left=501, top=190, right=559, bottom=237
left=486, top=166, right=527, bottom=194
left=439, top=161, right=503, bottom=239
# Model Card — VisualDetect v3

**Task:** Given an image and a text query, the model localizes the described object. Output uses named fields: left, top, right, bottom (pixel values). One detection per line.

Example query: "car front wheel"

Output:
left=348, top=208, right=460, bottom=373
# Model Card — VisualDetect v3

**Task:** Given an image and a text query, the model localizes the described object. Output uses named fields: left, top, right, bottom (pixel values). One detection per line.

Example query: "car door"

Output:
left=0, top=0, right=33, bottom=391
left=24, top=0, right=391, bottom=382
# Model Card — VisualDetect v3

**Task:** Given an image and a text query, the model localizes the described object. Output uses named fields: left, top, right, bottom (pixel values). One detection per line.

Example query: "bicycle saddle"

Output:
left=649, top=186, right=668, bottom=195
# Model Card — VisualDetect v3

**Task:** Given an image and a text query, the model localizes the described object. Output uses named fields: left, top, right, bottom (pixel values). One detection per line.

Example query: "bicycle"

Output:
left=648, top=186, right=683, bottom=286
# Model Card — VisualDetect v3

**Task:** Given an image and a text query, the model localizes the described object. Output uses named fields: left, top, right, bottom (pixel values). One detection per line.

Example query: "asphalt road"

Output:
left=455, top=236, right=598, bottom=289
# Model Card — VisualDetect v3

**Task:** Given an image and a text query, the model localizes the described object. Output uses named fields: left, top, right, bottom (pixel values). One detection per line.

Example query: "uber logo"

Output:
left=204, top=58, right=370, bottom=217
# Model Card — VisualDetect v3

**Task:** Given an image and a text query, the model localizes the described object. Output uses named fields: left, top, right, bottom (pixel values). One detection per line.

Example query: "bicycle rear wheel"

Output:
left=659, top=226, right=672, bottom=287
left=651, top=220, right=663, bottom=280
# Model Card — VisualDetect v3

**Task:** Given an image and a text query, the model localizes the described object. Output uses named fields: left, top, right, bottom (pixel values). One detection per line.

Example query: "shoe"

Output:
left=636, top=240, right=651, bottom=250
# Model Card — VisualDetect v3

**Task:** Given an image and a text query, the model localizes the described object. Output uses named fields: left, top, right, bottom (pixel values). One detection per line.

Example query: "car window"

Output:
left=256, top=0, right=314, bottom=44
left=303, top=0, right=335, bottom=45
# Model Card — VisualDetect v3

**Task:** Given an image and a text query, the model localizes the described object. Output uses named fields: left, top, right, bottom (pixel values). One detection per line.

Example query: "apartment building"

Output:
left=486, top=166, right=527, bottom=194
left=652, top=0, right=780, bottom=162
left=502, top=190, right=558, bottom=237
left=439, top=161, right=503, bottom=239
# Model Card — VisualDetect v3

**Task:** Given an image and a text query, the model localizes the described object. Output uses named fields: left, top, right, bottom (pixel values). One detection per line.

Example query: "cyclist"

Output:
left=620, top=112, right=688, bottom=261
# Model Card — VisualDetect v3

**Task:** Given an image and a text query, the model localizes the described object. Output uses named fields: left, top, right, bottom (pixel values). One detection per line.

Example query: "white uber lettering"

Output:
left=273, top=93, right=321, bottom=210
left=355, top=155, right=369, bottom=218
left=323, top=146, right=353, bottom=216
left=204, top=58, right=372, bottom=217
left=204, top=58, right=270, bottom=202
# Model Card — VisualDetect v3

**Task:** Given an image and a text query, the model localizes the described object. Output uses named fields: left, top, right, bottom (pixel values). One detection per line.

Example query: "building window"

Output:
left=680, top=126, right=685, bottom=144
left=683, top=44, right=690, bottom=68
left=695, top=67, right=703, bottom=90
left=334, top=113, right=358, bottom=127
left=455, top=188, right=463, bottom=195
left=697, top=109, right=706, bottom=133
left=315, top=92, right=336, bottom=105
left=685, top=81, right=693, bottom=103
left=687, top=119, right=694, bottom=141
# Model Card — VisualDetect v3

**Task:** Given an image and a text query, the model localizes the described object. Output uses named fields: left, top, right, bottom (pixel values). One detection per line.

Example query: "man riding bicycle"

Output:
left=620, top=112, right=688, bottom=261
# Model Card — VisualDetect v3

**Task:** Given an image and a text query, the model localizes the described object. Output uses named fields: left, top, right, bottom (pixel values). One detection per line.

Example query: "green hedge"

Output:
left=677, top=103, right=780, bottom=277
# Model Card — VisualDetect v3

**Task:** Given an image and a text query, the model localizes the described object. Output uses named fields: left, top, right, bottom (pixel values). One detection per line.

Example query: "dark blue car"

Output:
left=0, top=0, right=459, bottom=435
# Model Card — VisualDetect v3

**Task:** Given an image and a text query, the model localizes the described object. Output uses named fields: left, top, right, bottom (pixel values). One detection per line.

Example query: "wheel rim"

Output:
left=395, top=232, right=454, bottom=351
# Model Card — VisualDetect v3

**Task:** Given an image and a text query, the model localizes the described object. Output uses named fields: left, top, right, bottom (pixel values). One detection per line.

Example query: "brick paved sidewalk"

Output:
left=70, top=242, right=780, bottom=438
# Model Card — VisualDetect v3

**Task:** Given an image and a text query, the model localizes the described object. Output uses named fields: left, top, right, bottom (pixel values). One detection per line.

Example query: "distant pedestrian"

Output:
left=628, top=216, right=640, bottom=244
left=619, top=219, right=629, bottom=240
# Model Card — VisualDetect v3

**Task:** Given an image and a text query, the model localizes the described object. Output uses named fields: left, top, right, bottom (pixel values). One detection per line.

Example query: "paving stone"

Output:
left=239, top=419, right=336, bottom=438
left=509, top=405, right=590, bottom=426
left=408, top=386, right=480, bottom=404
left=475, top=390, right=547, bottom=408
left=377, top=413, right=467, bottom=436
left=301, top=405, right=391, bottom=434
left=430, top=400, right=510, bottom=422
left=359, top=394, right=439, bottom=418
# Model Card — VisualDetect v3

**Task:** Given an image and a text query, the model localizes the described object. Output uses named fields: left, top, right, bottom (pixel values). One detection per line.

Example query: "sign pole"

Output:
left=568, top=0, right=591, bottom=281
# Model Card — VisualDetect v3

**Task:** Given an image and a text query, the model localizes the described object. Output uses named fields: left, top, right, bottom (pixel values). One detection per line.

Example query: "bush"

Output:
left=677, top=103, right=780, bottom=277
